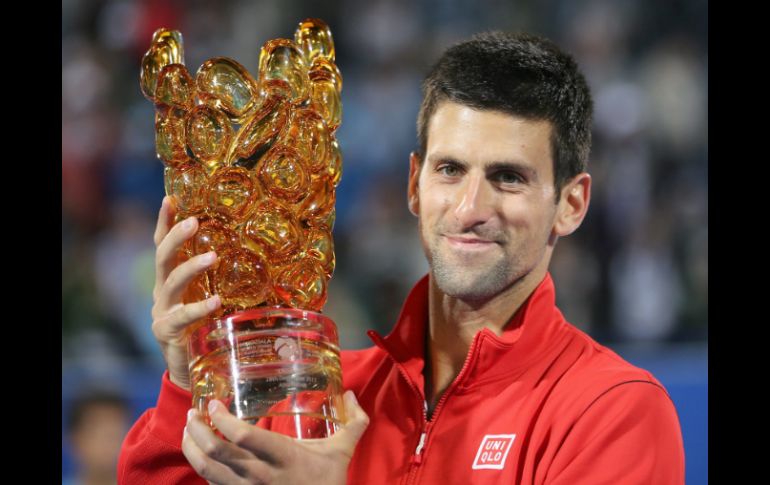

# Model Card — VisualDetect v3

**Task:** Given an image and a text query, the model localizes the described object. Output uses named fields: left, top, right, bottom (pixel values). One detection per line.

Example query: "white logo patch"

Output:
left=472, top=434, right=516, bottom=470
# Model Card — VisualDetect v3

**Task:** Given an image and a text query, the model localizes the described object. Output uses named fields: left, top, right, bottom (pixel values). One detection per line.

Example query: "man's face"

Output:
left=409, top=102, right=560, bottom=302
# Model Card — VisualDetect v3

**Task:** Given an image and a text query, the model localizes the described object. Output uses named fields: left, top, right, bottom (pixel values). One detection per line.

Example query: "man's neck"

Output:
left=424, top=266, right=548, bottom=413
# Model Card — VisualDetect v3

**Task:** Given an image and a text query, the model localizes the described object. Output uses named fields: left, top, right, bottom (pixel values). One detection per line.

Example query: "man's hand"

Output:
left=151, top=196, right=221, bottom=390
left=183, top=391, right=370, bottom=485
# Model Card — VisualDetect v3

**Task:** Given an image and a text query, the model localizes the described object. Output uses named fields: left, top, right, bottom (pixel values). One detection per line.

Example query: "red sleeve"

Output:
left=545, top=381, right=685, bottom=485
left=117, top=371, right=206, bottom=485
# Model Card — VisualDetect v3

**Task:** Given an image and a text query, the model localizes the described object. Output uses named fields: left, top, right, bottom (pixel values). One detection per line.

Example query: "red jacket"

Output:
left=119, top=273, right=685, bottom=484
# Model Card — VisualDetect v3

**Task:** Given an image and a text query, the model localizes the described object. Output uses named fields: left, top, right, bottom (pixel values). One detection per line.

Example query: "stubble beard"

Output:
left=422, top=221, right=517, bottom=303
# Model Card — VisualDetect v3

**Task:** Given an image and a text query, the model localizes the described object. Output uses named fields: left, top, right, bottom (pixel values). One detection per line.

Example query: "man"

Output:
left=119, top=31, right=685, bottom=484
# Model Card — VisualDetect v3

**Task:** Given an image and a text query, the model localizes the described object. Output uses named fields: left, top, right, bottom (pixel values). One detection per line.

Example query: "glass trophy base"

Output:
left=187, top=307, right=345, bottom=439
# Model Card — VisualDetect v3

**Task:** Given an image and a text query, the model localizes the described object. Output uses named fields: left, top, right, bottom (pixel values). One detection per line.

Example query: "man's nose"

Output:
left=453, top=172, right=495, bottom=229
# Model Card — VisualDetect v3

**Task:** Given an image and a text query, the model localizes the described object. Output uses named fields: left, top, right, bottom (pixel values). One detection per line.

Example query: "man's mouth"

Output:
left=443, top=234, right=500, bottom=250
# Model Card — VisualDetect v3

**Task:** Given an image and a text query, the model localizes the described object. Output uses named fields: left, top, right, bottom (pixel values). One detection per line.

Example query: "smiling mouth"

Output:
left=443, top=235, right=500, bottom=249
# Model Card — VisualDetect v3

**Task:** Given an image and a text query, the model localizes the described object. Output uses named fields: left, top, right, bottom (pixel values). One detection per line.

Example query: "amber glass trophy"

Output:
left=141, top=19, right=344, bottom=438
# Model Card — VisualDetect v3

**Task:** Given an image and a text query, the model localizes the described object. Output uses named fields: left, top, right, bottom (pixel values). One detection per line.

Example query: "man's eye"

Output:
left=438, top=165, right=460, bottom=177
left=494, top=171, right=522, bottom=184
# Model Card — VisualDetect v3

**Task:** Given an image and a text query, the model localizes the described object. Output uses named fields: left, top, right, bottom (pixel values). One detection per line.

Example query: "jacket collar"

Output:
left=368, top=272, right=570, bottom=394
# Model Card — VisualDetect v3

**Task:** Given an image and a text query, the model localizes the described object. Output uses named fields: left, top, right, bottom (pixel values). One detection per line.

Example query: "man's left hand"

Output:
left=183, top=390, right=369, bottom=485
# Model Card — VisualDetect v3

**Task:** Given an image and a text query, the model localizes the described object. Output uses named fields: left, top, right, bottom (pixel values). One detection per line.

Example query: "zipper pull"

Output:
left=411, top=431, right=427, bottom=464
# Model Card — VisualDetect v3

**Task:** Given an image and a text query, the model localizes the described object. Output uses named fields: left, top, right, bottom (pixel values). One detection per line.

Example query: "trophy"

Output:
left=141, top=19, right=344, bottom=439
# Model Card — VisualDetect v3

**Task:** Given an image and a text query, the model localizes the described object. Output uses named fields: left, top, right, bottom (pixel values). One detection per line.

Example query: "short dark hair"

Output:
left=416, top=31, right=593, bottom=200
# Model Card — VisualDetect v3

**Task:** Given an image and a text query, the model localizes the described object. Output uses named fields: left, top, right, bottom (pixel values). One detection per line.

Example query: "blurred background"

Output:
left=62, top=0, right=707, bottom=483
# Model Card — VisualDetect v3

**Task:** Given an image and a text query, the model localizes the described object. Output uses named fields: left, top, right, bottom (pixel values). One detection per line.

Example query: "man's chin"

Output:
left=436, top=243, right=501, bottom=262
left=435, top=281, right=500, bottom=302
left=431, top=265, right=509, bottom=301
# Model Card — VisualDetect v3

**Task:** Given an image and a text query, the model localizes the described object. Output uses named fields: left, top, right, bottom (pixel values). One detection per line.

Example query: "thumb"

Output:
left=332, top=390, right=369, bottom=453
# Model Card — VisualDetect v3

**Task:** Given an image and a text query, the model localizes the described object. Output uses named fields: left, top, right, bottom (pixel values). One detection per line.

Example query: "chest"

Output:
left=347, top=370, right=575, bottom=485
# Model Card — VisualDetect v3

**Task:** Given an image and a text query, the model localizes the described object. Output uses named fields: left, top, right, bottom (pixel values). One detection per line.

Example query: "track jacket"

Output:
left=119, top=273, right=686, bottom=484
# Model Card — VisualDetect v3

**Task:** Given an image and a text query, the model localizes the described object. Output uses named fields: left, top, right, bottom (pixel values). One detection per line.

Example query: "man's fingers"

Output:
left=153, top=196, right=174, bottom=247
left=186, top=408, right=273, bottom=483
left=208, top=400, right=295, bottom=465
left=154, top=251, right=218, bottom=312
left=331, top=391, right=370, bottom=455
left=182, top=416, right=254, bottom=485
left=154, top=215, right=199, bottom=298
left=152, top=295, right=220, bottom=339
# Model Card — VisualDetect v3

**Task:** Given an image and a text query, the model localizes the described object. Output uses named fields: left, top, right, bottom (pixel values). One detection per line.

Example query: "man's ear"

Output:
left=553, top=173, right=591, bottom=237
left=408, top=151, right=421, bottom=217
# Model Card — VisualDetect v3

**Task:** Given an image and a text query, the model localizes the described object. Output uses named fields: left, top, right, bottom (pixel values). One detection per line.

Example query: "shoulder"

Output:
left=544, top=377, right=685, bottom=483
left=541, top=325, right=684, bottom=481
left=550, top=322, right=673, bottom=414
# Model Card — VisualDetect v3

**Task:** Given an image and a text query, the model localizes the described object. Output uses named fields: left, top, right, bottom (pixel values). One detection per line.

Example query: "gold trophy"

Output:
left=141, top=19, right=344, bottom=439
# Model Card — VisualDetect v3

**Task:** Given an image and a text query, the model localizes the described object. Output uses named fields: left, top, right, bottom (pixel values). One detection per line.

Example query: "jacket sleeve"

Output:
left=117, top=371, right=207, bottom=485
left=544, top=381, right=686, bottom=485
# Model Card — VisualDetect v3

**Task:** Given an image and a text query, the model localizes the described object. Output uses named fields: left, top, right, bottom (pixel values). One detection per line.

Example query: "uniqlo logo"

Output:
left=472, top=434, right=517, bottom=470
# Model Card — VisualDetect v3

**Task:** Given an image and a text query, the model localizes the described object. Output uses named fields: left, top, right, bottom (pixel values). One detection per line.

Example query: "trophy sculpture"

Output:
left=141, top=19, right=344, bottom=439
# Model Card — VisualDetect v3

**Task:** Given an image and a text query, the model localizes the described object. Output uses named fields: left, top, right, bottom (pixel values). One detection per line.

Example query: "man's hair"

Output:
left=416, top=31, right=593, bottom=200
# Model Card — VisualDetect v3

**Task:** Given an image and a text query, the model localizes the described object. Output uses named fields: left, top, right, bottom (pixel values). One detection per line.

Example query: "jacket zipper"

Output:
left=367, top=332, right=429, bottom=467
left=410, top=399, right=428, bottom=465
left=412, top=428, right=427, bottom=463
left=404, top=333, right=484, bottom=485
